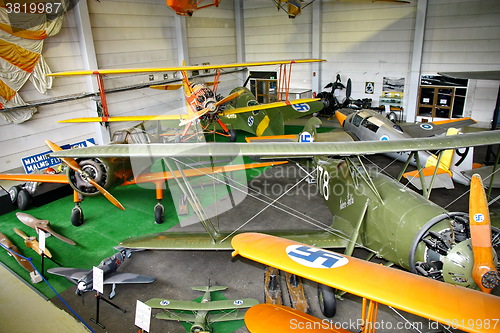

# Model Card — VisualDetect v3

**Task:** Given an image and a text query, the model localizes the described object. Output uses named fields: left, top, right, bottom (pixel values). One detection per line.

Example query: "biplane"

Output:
left=51, top=59, right=325, bottom=142
left=54, top=130, right=498, bottom=296
left=166, top=0, right=221, bottom=16
left=145, top=285, right=258, bottom=332
left=231, top=232, right=500, bottom=333
left=0, top=138, right=286, bottom=226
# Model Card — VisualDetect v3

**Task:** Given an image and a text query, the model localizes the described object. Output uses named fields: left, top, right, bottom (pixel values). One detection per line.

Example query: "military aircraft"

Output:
left=0, top=136, right=285, bottom=226
left=322, top=108, right=489, bottom=194
left=231, top=232, right=500, bottom=333
left=273, top=0, right=410, bottom=19
left=47, top=248, right=155, bottom=299
left=51, top=59, right=325, bottom=141
left=166, top=0, right=221, bottom=16
left=145, top=285, right=258, bottom=333
left=56, top=131, right=500, bottom=297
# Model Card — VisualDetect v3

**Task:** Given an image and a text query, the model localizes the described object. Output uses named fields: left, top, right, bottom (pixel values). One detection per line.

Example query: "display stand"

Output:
left=90, top=292, right=126, bottom=329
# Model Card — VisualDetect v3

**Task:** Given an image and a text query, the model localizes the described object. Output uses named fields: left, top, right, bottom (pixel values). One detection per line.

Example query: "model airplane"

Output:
left=51, top=59, right=325, bottom=141
left=145, top=285, right=258, bottom=333
left=0, top=138, right=285, bottom=226
left=231, top=232, right=500, bottom=333
left=166, top=0, right=221, bottom=16
left=69, top=130, right=500, bottom=296
left=47, top=248, right=155, bottom=298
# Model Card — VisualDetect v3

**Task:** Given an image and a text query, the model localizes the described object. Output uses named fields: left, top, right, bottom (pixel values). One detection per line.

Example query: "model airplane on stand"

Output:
left=47, top=248, right=155, bottom=299
left=145, top=284, right=258, bottom=332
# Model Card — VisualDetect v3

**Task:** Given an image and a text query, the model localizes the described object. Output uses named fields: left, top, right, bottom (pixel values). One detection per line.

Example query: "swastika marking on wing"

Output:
left=286, top=245, right=349, bottom=269
left=292, top=103, right=311, bottom=112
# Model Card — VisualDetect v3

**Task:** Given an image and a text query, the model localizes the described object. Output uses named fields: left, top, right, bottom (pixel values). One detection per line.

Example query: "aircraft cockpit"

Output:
left=111, top=127, right=151, bottom=144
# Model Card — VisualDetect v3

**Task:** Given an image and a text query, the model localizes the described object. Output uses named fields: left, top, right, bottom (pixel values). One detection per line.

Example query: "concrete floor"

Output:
left=2, top=118, right=499, bottom=333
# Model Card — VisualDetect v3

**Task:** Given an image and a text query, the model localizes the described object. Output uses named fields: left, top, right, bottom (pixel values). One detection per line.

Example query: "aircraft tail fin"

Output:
left=298, top=116, right=322, bottom=142
left=192, top=285, right=228, bottom=293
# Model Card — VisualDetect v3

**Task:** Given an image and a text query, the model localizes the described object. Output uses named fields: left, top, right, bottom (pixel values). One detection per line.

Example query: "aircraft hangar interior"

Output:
left=0, top=1, right=499, bottom=332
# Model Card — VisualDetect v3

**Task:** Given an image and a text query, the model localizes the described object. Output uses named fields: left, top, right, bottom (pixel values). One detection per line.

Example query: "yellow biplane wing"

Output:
left=47, top=59, right=325, bottom=77
left=231, top=233, right=500, bottom=333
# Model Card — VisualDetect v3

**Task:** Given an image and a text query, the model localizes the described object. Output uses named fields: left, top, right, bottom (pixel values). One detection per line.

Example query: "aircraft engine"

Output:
left=66, top=157, right=132, bottom=196
left=409, top=212, right=500, bottom=289
left=190, top=324, right=205, bottom=333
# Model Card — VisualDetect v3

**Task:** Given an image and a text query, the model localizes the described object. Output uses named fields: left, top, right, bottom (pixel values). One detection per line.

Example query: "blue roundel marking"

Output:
left=248, top=116, right=254, bottom=127
left=299, top=131, right=314, bottom=143
left=420, top=123, right=433, bottom=130
left=286, top=245, right=348, bottom=269
left=474, top=213, right=485, bottom=223
left=292, top=103, right=311, bottom=113
left=160, top=300, right=170, bottom=306
left=380, top=135, right=389, bottom=141
left=233, top=300, right=243, bottom=306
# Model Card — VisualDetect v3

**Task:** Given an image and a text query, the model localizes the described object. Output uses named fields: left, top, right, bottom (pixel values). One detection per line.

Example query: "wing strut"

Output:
left=163, top=158, right=219, bottom=242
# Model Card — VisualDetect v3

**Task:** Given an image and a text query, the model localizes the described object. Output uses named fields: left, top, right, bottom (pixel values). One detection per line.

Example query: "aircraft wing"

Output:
left=221, top=98, right=320, bottom=116
left=245, top=304, right=345, bottom=333
left=231, top=233, right=500, bottom=333
left=48, top=59, right=325, bottom=76
left=58, top=114, right=189, bottom=123
left=210, top=310, right=248, bottom=322
left=402, top=117, right=477, bottom=138
left=0, top=173, right=68, bottom=184
left=103, top=272, right=155, bottom=285
left=146, top=298, right=258, bottom=311
left=123, top=160, right=287, bottom=185
left=46, top=267, right=89, bottom=281
left=155, top=311, right=196, bottom=322
left=49, top=130, right=500, bottom=160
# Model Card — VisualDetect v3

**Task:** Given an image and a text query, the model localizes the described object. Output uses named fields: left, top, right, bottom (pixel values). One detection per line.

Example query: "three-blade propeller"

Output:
left=469, top=174, right=500, bottom=293
left=45, top=140, right=125, bottom=211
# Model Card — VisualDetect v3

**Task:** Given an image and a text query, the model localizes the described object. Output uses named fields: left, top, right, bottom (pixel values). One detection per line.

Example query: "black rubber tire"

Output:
left=229, top=129, right=237, bottom=142
left=16, top=189, right=32, bottom=211
left=8, top=185, right=21, bottom=205
left=71, top=207, right=84, bottom=226
left=154, top=204, right=165, bottom=224
left=318, top=283, right=337, bottom=318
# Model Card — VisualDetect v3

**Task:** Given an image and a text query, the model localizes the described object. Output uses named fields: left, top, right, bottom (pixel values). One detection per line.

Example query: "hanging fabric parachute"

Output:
left=0, top=3, right=65, bottom=123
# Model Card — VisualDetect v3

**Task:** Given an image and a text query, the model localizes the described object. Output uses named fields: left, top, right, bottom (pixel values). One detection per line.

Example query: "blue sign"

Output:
left=22, top=138, right=95, bottom=174
left=286, top=245, right=348, bottom=269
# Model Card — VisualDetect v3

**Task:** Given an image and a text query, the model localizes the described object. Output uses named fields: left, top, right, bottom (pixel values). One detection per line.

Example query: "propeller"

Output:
left=0, top=232, right=34, bottom=273
left=16, top=212, right=76, bottom=246
left=178, top=89, right=244, bottom=126
left=13, top=228, right=52, bottom=258
left=469, top=174, right=500, bottom=293
left=45, top=140, right=125, bottom=210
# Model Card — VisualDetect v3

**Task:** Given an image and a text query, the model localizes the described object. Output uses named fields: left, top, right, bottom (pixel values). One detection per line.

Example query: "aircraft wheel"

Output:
left=71, top=207, right=84, bottom=226
left=229, top=129, right=237, bottom=142
left=8, top=185, right=22, bottom=205
left=154, top=204, right=165, bottom=224
left=318, top=283, right=337, bottom=318
left=16, top=189, right=32, bottom=210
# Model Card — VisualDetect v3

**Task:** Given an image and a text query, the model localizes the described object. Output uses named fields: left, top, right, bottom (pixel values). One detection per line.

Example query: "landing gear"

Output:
left=17, top=189, right=32, bottom=211
left=154, top=203, right=164, bottom=224
left=317, top=283, right=337, bottom=318
left=71, top=206, right=84, bottom=226
left=229, top=129, right=237, bottom=142
left=8, top=185, right=21, bottom=205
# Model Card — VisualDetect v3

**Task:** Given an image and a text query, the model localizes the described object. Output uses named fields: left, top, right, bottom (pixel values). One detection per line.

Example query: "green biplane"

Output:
left=145, top=285, right=258, bottom=333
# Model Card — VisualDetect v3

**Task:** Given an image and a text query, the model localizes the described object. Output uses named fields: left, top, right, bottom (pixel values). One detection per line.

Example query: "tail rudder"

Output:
left=298, top=116, right=322, bottom=142
left=191, top=286, right=228, bottom=293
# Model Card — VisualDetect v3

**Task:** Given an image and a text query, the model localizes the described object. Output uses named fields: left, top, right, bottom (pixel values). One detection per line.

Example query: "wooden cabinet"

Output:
left=417, top=86, right=466, bottom=119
